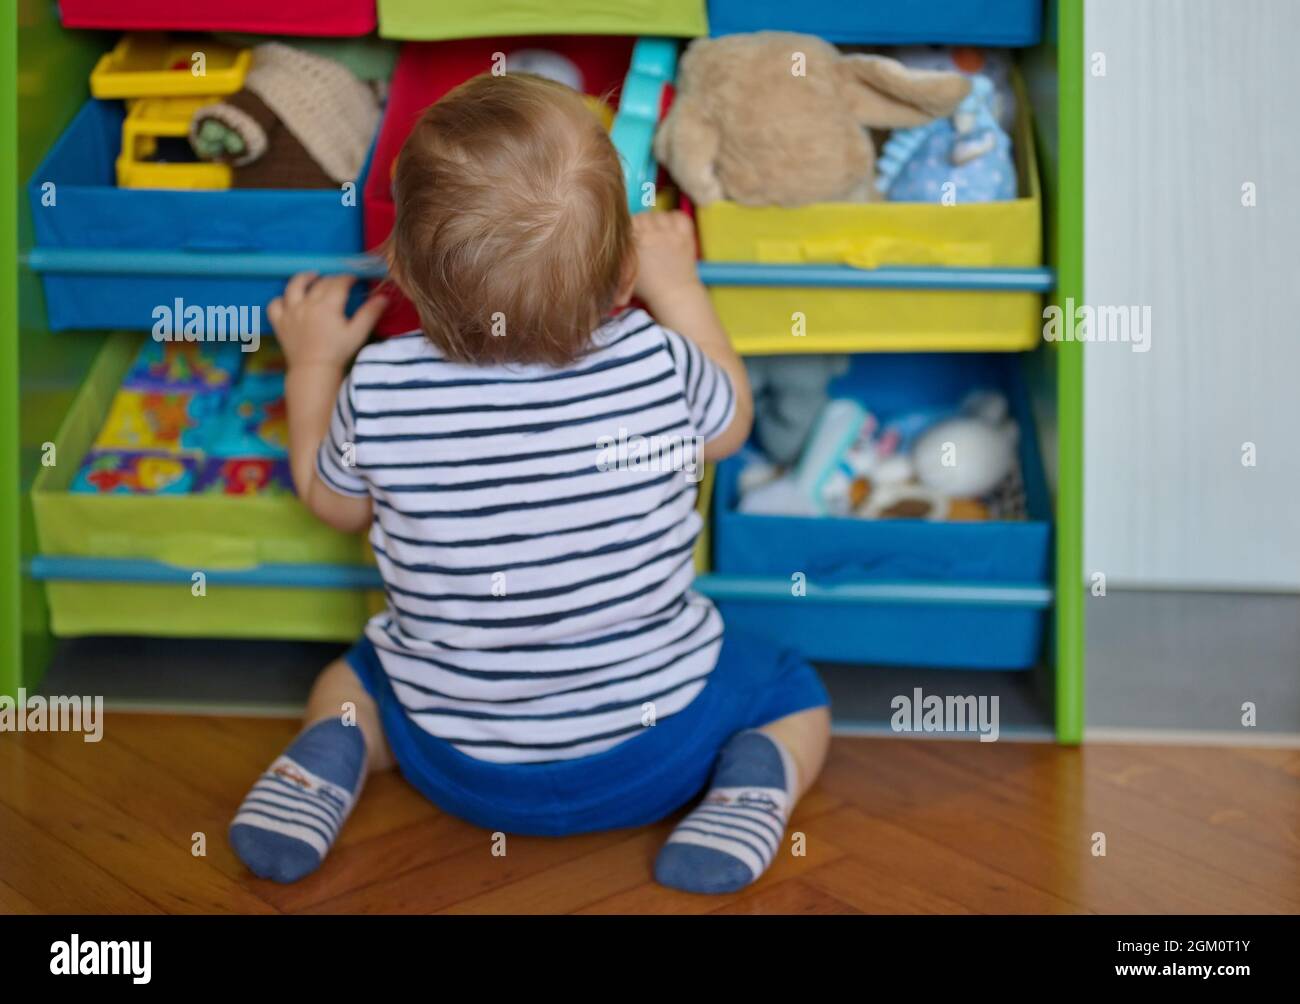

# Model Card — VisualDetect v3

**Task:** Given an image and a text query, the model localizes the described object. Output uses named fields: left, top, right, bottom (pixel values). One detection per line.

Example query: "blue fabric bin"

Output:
left=709, top=353, right=1052, bottom=669
left=28, top=101, right=370, bottom=332
left=713, top=598, right=1048, bottom=669
left=707, top=0, right=1044, bottom=46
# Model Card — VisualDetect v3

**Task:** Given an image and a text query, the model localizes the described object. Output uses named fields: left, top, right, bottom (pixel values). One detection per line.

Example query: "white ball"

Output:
left=504, top=50, right=585, bottom=92
left=913, top=419, right=1016, bottom=497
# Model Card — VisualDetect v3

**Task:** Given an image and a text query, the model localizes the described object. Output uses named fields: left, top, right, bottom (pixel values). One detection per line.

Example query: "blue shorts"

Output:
left=345, top=632, right=829, bottom=836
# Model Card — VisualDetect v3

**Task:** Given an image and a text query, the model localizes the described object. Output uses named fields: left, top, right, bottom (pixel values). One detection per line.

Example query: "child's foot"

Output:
left=229, top=718, right=365, bottom=883
left=654, top=730, right=797, bottom=894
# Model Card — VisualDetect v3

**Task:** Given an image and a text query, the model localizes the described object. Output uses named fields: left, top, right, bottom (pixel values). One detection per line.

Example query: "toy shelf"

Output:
left=2, top=1, right=1085, bottom=741
left=28, top=248, right=1055, bottom=291
left=26, top=248, right=1054, bottom=351
left=27, top=558, right=1055, bottom=606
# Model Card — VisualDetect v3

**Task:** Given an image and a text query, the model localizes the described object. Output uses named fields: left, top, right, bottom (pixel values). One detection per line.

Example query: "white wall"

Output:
left=1084, top=0, right=1300, bottom=590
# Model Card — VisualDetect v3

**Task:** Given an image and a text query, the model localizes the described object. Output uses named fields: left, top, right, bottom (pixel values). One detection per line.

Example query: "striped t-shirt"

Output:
left=317, top=308, right=737, bottom=764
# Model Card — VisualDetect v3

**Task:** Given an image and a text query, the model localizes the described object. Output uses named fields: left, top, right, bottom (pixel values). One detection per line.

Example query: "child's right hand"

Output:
left=632, top=211, right=703, bottom=310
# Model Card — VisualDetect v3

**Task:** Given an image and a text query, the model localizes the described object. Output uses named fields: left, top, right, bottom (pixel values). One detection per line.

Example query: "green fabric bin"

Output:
left=31, top=334, right=380, bottom=641
left=377, top=0, right=707, bottom=40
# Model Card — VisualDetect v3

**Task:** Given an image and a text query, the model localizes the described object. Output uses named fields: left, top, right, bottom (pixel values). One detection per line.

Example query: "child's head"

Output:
left=388, top=73, right=633, bottom=367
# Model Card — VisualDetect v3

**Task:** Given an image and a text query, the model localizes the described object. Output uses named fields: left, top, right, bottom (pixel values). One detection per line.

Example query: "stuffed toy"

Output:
left=889, top=46, right=1017, bottom=134
left=876, top=75, right=1017, bottom=203
left=910, top=390, right=1019, bottom=499
left=746, top=355, right=849, bottom=466
left=188, top=43, right=380, bottom=189
left=654, top=32, right=971, bottom=207
left=738, top=390, right=1021, bottom=522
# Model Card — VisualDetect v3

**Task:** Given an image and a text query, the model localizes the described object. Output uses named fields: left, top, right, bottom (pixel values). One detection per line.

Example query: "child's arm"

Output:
left=632, top=211, right=753, bottom=461
left=268, top=272, right=388, bottom=534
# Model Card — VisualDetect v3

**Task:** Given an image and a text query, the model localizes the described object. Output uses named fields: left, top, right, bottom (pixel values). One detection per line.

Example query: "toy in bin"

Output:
left=876, top=75, right=1016, bottom=204
left=209, top=383, right=289, bottom=458
left=747, top=355, right=849, bottom=465
left=117, top=97, right=233, bottom=190
left=505, top=49, right=617, bottom=128
left=90, top=35, right=253, bottom=190
left=92, top=388, right=219, bottom=454
left=242, top=339, right=287, bottom=383
left=739, top=390, right=1020, bottom=522
left=609, top=37, right=678, bottom=213
left=123, top=340, right=243, bottom=393
left=90, top=34, right=252, bottom=100
left=71, top=451, right=197, bottom=494
left=197, top=457, right=294, bottom=496
left=889, top=46, right=1017, bottom=133
left=655, top=33, right=970, bottom=207
left=188, top=43, right=381, bottom=190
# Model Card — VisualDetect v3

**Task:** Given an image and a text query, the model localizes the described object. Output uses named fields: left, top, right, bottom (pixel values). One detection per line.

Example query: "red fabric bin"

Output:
left=58, top=0, right=377, bottom=36
left=363, top=37, right=636, bottom=334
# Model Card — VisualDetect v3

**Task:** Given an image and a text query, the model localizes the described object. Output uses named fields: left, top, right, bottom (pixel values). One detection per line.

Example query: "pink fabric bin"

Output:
left=57, top=0, right=377, bottom=36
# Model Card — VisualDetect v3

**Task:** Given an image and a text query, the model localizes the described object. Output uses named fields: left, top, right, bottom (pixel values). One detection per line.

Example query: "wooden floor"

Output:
left=2, top=715, right=1297, bottom=914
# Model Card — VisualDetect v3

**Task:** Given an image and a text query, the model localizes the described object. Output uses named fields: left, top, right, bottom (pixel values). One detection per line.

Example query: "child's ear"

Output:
left=612, top=247, right=638, bottom=308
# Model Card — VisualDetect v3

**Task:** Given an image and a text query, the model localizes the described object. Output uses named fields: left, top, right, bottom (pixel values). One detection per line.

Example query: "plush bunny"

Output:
left=654, top=32, right=971, bottom=207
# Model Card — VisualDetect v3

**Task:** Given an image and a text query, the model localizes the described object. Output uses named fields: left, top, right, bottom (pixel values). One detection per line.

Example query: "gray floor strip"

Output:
left=1086, top=590, right=1300, bottom=735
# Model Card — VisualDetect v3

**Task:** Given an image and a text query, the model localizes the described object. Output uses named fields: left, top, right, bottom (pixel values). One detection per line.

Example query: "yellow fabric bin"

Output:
left=697, top=77, right=1043, bottom=354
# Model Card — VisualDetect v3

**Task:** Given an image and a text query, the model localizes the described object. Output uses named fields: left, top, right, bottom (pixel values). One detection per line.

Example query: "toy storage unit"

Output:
left=3, top=2, right=1085, bottom=741
left=14, top=30, right=694, bottom=644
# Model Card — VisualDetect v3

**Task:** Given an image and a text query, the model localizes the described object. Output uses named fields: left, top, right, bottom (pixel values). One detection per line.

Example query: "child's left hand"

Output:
left=268, top=272, right=388, bottom=369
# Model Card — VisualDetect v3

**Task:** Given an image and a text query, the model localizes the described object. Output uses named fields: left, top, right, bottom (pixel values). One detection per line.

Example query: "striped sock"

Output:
left=229, top=719, right=365, bottom=884
left=654, top=730, right=797, bottom=895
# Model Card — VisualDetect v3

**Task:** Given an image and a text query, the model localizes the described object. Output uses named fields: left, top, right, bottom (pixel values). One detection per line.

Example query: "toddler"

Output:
left=231, top=72, right=830, bottom=895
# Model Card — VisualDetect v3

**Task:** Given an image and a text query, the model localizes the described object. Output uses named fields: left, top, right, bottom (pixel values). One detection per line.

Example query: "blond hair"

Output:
left=386, top=73, right=632, bottom=367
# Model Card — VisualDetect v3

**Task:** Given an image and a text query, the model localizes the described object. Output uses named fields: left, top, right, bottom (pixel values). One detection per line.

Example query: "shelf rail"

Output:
left=24, top=249, right=1055, bottom=292
left=27, top=556, right=1052, bottom=609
